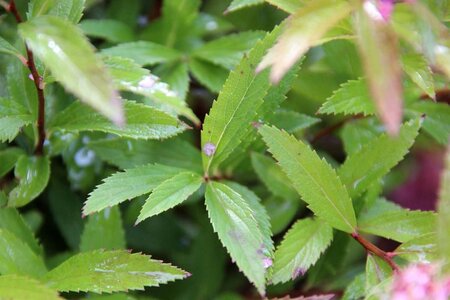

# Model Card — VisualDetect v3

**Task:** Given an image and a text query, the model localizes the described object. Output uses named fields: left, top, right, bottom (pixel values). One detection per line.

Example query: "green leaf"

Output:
left=49, top=100, right=186, bottom=140
left=401, top=53, right=435, bottom=99
left=102, top=55, right=199, bottom=125
left=0, top=229, right=47, bottom=278
left=0, top=275, right=62, bottom=300
left=365, top=255, right=392, bottom=294
left=257, top=0, right=353, bottom=82
left=0, top=36, right=25, bottom=62
left=101, top=41, right=182, bottom=66
left=354, top=6, right=403, bottom=134
left=19, top=15, right=123, bottom=124
left=88, top=137, right=202, bottom=173
left=265, top=0, right=303, bottom=13
left=358, top=198, right=436, bottom=243
left=8, top=156, right=51, bottom=208
left=189, top=57, right=229, bottom=93
left=0, top=98, right=34, bottom=143
left=28, top=0, right=56, bottom=18
left=43, top=250, right=188, bottom=293
left=79, top=19, right=135, bottom=43
left=224, top=181, right=274, bottom=254
left=395, top=233, right=438, bottom=264
left=264, top=196, right=301, bottom=235
left=48, top=175, right=84, bottom=250
left=0, top=147, right=25, bottom=177
left=154, top=62, right=190, bottom=101
left=271, top=218, right=333, bottom=284
left=318, top=78, right=375, bottom=116
left=0, top=207, right=42, bottom=255
left=193, top=31, right=265, bottom=69
left=145, top=0, right=201, bottom=48
left=342, top=273, right=365, bottom=300
left=48, top=0, right=85, bottom=23
left=84, top=164, right=184, bottom=215
left=226, top=0, right=264, bottom=13
left=338, top=118, right=421, bottom=198
left=205, top=181, right=270, bottom=294
left=137, top=172, right=203, bottom=223
left=80, top=206, right=126, bottom=252
left=407, top=101, right=450, bottom=145
left=201, top=27, right=280, bottom=175
left=438, top=145, right=450, bottom=271
left=340, top=118, right=382, bottom=156
left=251, top=152, right=298, bottom=200
left=269, top=110, right=320, bottom=133
left=259, top=125, right=357, bottom=233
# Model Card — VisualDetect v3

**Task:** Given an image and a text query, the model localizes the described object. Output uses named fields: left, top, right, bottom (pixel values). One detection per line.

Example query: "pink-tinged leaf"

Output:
left=256, top=0, right=353, bottom=83
left=355, top=2, right=403, bottom=135
left=270, top=294, right=335, bottom=300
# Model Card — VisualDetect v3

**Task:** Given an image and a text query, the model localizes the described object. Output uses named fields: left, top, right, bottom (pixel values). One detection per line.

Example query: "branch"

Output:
left=351, top=232, right=399, bottom=272
left=7, top=0, right=46, bottom=155
left=310, top=115, right=364, bottom=144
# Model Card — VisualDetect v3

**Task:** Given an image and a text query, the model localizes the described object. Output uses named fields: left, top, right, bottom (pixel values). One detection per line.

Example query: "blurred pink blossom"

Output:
left=391, top=264, right=450, bottom=300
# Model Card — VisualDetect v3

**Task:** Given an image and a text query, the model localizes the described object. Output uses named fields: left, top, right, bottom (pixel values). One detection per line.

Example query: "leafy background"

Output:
left=0, top=0, right=449, bottom=299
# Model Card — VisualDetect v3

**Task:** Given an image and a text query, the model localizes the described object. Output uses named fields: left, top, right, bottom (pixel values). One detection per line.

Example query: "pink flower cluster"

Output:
left=391, top=264, right=450, bottom=300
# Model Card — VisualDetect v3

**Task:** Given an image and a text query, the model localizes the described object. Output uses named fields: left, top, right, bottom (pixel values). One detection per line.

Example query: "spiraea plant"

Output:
left=0, top=0, right=449, bottom=299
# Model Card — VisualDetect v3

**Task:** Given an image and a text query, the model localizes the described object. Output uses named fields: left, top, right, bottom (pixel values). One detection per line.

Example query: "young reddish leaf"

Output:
left=354, top=2, right=403, bottom=135
left=257, top=0, right=353, bottom=83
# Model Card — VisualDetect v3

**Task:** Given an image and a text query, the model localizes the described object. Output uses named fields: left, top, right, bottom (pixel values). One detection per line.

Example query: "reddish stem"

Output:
left=310, top=115, right=364, bottom=144
left=7, top=0, right=46, bottom=155
left=351, top=232, right=399, bottom=272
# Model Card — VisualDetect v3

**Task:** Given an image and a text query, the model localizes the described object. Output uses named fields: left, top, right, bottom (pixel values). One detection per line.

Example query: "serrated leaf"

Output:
left=8, top=155, right=50, bottom=208
left=88, top=138, right=202, bottom=173
left=0, top=98, right=34, bottom=143
left=43, top=250, right=188, bottom=293
left=84, top=164, right=183, bottom=215
left=201, top=27, right=280, bottom=174
left=365, top=255, right=392, bottom=294
left=251, top=152, right=298, bottom=200
left=354, top=5, right=403, bottom=135
left=340, top=118, right=382, bottom=156
left=407, top=101, right=450, bottom=145
left=257, top=0, right=353, bottom=83
left=79, top=19, right=135, bottom=43
left=0, top=229, right=47, bottom=278
left=259, top=125, right=357, bottom=233
left=271, top=218, right=333, bottom=284
left=49, top=100, right=186, bottom=140
left=189, top=57, right=229, bottom=93
left=225, top=181, right=274, bottom=254
left=265, top=0, right=303, bottom=13
left=401, top=53, right=435, bottom=99
left=28, top=0, right=56, bottom=18
left=226, top=0, right=264, bottom=13
left=19, top=15, right=123, bottom=124
left=438, top=144, right=450, bottom=271
left=0, top=36, right=25, bottom=62
left=0, top=275, right=62, bottom=300
left=48, top=0, right=85, bottom=23
left=0, top=147, right=25, bottom=177
left=0, top=207, right=42, bottom=255
left=338, top=119, right=421, bottom=198
left=205, top=181, right=269, bottom=294
left=269, top=110, right=320, bottom=133
left=80, top=206, right=126, bottom=252
left=193, top=31, right=265, bottom=69
left=318, top=78, right=375, bottom=116
left=137, top=172, right=203, bottom=223
left=102, top=55, right=199, bottom=124
left=154, top=61, right=190, bottom=101
left=358, top=198, right=436, bottom=243
left=101, top=41, right=182, bottom=66
left=144, top=0, right=200, bottom=48
left=395, top=233, right=438, bottom=264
